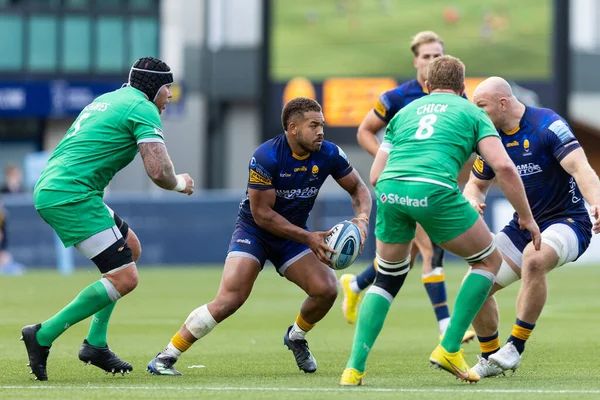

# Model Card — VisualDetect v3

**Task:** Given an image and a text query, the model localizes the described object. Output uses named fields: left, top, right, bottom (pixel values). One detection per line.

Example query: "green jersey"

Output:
left=378, top=93, right=499, bottom=189
left=34, top=86, right=164, bottom=209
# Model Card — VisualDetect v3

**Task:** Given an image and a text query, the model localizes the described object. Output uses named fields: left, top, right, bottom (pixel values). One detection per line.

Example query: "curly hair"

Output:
left=281, top=97, right=322, bottom=132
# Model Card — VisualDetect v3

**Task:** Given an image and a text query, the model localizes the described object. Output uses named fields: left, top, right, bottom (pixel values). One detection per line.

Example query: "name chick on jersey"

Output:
left=416, top=103, right=448, bottom=115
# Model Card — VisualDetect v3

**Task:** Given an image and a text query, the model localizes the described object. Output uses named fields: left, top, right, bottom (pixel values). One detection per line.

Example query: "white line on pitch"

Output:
left=2, top=386, right=600, bottom=394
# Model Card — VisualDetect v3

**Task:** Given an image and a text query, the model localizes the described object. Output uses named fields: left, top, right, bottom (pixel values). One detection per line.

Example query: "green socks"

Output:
left=86, top=301, right=117, bottom=347
left=36, top=280, right=115, bottom=347
left=441, top=270, right=494, bottom=353
left=345, top=291, right=392, bottom=372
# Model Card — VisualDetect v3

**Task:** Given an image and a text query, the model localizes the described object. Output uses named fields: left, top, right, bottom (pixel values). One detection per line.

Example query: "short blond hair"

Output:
left=426, top=55, right=464, bottom=93
left=410, top=31, right=444, bottom=56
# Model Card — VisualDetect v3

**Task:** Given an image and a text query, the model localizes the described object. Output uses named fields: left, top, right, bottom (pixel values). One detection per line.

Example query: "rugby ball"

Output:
left=324, top=221, right=361, bottom=270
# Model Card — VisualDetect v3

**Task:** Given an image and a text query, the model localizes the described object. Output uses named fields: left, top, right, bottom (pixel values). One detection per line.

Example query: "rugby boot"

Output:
left=79, top=339, right=133, bottom=375
left=21, top=324, right=50, bottom=381
left=147, top=352, right=182, bottom=376
left=283, top=326, right=317, bottom=373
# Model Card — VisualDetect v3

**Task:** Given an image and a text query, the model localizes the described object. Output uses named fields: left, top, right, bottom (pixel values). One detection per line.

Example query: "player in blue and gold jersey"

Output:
left=464, top=77, right=600, bottom=377
left=148, top=98, right=372, bottom=376
left=340, top=31, right=475, bottom=345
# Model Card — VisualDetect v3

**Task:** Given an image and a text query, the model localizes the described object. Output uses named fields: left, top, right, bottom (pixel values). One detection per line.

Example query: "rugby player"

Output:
left=22, top=57, right=194, bottom=381
left=339, top=56, right=539, bottom=385
left=147, top=97, right=372, bottom=375
left=341, top=32, right=474, bottom=345
left=464, top=77, right=600, bottom=377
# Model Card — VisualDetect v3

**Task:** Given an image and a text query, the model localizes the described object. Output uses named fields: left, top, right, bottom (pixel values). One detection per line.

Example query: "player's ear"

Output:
left=288, top=119, right=297, bottom=135
left=413, top=56, right=418, bottom=68
left=459, top=82, right=466, bottom=97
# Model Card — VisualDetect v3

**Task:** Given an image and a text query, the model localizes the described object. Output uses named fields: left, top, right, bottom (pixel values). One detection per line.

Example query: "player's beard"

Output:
left=297, top=130, right=321, bottom=153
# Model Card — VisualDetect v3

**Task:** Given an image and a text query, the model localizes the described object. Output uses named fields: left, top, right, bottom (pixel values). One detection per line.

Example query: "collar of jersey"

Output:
left=503, top=126, right=520, bottom=135
left=292, top=152, right=310, bottom=160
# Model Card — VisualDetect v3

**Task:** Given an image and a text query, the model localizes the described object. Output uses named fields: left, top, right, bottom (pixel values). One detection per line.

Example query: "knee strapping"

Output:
left=541, top=228, right=570, bottom=266
left=465, top=238, right=497, bottom=264
left=496, top=259, right=520, bottom=288
left=184, top=304, right=218, bottom=340
left=373, top=254, right=411, bottom=297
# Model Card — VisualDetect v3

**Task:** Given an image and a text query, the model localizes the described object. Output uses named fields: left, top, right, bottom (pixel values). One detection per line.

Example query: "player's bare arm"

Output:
left=138, top=142, right=194, bottom=194
left=357, top=111, right=386, bottom=157
left=463, top=171, right=493, bottom=215
left=248, top=188, right=335, bottom=265
left=335, top=169, right=372, bottom=249
left=559, top=147, right=600, bottom=233
left=369, top=146, right=390, bottom=186
left=477, top=136, right=541, bottom=249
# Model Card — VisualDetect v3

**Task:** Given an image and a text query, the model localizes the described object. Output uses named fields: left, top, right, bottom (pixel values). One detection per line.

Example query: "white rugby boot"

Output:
left=471, top=355, right=505, bottom=378
left=488, top=342, right=521, bottom=372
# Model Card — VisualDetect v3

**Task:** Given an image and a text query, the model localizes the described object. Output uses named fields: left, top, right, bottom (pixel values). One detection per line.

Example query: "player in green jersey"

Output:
left=340, top=56, right=541, bottom=385
left=21, top=57, right=194, bottom=381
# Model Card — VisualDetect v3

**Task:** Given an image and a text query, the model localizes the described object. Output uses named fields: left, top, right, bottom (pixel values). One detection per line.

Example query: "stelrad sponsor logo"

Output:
left=379, top=193, right=428, bottom=207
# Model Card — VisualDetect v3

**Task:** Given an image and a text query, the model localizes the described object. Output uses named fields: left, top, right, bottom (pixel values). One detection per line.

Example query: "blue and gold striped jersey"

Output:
left=238, top=134, right=353, bottom=234
left=472, top=106, right=590, bottom=225
left=374, top=79, right=468, bottom=123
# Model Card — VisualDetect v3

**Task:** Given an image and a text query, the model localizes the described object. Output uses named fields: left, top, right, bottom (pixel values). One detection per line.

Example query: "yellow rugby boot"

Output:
left=339, top=368, right=364, bottom=386
left=439, top=329, right=477, bottom=344
left=340, top=274, right=361, bottom=324
left=429, top=344, right=480, bottom=383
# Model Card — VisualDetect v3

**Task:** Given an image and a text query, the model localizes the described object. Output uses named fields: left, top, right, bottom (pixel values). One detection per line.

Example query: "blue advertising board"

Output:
left=0, top=80, right=185, bottom=118
left=0, top=80, right=122, bottom=117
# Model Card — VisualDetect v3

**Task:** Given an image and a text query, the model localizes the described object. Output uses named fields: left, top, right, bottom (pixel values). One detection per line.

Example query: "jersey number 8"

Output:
left=415, top=114, right=437, bottom=140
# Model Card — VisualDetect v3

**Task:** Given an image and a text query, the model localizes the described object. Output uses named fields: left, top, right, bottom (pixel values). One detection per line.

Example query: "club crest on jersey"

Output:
left=523, top=139, right=531, bottom=155
left=311, top=165, right=319, bottom=176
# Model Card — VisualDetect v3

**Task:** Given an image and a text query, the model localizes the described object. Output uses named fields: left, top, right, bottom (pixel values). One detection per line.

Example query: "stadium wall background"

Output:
left=5, top=192, right=600, bottom=268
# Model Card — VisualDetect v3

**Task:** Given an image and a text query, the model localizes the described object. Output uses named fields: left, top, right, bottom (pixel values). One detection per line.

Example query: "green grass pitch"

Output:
left=1, top=262, right=599, bottom=399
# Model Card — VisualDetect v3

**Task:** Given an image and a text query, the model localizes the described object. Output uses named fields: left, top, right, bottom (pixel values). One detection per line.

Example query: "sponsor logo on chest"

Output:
left=276, top=187, right=319, bottom=199
left=516, top=163, right=542, bottom=176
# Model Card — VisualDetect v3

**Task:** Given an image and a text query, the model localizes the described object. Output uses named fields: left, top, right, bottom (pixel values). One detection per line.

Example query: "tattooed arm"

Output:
left=138, top=142, right=194, bottom=194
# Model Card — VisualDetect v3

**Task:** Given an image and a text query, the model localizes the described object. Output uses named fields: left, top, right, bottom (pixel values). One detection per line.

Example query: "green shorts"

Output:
left=375, top=179, right=479, bottom=244
left=37, top=196, right=115, bottom=247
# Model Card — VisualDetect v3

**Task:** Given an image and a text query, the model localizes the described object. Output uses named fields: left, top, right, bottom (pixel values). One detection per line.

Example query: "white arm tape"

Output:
left=173, top=175, right=186, bottom=191
left=380, top=142, right=392, bottom=154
